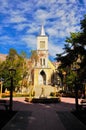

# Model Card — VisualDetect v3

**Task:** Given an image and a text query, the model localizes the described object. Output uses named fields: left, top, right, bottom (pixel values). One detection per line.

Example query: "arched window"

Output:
left=43, top=58, right=45, bottom=66
left=40, top=58, right=42, bottom=66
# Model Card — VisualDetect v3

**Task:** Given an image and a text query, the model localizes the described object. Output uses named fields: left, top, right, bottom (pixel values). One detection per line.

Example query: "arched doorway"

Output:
left=39, top=70, right=46, bottom=85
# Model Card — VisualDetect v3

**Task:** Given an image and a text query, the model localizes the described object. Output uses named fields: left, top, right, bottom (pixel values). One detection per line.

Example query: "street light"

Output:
left=9, top=67, right=16, bottom=111
left=83, top=79, right=86, bottom=99
left=72, top=67, right=79, bottom=111
left=57, top=78, right=60, bottom=86
left=54, top=69, right=61, bottom=94
left=0, top=78, right=4, bottom=98
left=62, top=71, right=66, bottom=91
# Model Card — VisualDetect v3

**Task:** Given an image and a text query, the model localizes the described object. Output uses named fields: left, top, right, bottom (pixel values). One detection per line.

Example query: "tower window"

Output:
left=43, top=58, right=45, bottom=65
left=40, top=41, right=45, bottom=49
left=40, top=58, right=42, bottom=66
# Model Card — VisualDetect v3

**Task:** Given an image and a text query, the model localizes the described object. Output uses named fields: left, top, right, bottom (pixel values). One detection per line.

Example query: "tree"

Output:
left=0, top=48, right=27, bottom=91
left=55, top=14, right=86, bottom=90
left=30, top=50, right=39, bottom=65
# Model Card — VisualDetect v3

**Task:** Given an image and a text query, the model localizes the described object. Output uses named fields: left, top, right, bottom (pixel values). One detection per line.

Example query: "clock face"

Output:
left=40, top=41, right=45, bottom=49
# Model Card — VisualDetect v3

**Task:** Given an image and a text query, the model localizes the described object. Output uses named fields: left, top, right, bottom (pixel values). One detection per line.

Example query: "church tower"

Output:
left=37, top=25, right=48, bottom=68
left=33, top=25, right=56, bottom=88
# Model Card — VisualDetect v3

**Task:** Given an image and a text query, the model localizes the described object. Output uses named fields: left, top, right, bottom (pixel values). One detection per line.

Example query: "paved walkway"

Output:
left=1, top=97, right=86, bottom=130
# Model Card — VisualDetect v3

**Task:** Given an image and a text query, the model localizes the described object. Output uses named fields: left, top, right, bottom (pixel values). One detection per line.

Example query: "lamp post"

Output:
left=55, top=69, right=61, bottom=94
left=0, top=78, right=4, bottom=98
left=83, top=79, right=86, bottom=99
left=57, top=78, right=60, bottom=86
left=9, top=67, right=16, bottom=111
left=72, top=67, right=79, bottom=111
left=84, top=81, right=86, bottom=99
left=62, top=71, right=66, bottom=91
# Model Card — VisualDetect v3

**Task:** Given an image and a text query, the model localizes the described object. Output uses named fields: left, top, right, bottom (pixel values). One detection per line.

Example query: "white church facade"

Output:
left=31, top=26, right=59, bottom=88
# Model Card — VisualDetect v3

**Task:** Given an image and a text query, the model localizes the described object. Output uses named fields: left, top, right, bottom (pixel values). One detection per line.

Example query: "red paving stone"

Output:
left=11, top=97, right=81, bottom=111
left=0, top=97, right=82, bottom=111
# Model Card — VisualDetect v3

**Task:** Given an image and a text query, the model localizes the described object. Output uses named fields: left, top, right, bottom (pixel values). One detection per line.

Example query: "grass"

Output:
left=0, top=110, right=17, bottom=129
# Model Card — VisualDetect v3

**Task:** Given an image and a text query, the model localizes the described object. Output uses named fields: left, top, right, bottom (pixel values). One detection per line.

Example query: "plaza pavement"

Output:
left=1, top=97, right=86, bottom=130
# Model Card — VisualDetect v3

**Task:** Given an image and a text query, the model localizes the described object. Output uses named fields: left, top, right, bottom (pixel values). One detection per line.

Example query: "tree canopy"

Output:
left=55, top=14, right=86, bottom=85
left=0, top=48, right=27, bottom=91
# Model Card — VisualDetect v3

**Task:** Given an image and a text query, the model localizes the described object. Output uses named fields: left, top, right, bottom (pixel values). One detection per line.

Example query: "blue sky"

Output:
left=0, top=0, right=86, bottom=61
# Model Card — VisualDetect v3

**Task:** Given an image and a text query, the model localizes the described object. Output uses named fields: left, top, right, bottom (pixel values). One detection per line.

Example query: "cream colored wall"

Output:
left=37, top=36, right=48, bottom=50
left=34, top=69, right=39, bottom=87
left=34, top=27, right=56, bottom=87
left=34, top=59, right=56, bottom=86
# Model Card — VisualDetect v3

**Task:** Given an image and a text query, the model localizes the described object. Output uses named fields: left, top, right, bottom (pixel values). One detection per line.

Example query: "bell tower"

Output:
left=33, top=25, right=56, bottom=88
left=37, top=25, right=48, bottom=68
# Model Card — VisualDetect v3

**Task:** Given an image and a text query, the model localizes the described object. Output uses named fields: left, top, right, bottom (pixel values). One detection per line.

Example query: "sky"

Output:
left=0, top=0, right=86, bottom=61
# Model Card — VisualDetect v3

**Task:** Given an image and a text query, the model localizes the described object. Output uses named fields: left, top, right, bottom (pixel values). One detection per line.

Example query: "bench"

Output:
left=80, top=99, right=86, bottom=110
left=0, top=99, right=9, bottom=110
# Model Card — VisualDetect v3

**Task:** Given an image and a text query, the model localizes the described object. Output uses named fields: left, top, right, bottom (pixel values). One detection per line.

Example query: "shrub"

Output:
left=50, top=92, right=56, bottom=97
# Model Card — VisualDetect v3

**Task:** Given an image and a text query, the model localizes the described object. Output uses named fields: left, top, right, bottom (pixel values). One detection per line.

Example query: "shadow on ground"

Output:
left=0, top=110, right=17, bottom=129
left=0, top=98, right=86, bottom=129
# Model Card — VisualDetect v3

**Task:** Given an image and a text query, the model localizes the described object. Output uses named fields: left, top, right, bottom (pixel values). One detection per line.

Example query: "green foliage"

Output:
left=50, top=92, right=56, bottom=97
left=55, top=15, right=86, bottom=87
left=0, top=48, right=28, bottom=91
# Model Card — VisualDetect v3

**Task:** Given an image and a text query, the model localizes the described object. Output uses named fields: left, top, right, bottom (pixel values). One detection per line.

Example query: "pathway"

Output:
left=1, top=97, right=86, bottom=130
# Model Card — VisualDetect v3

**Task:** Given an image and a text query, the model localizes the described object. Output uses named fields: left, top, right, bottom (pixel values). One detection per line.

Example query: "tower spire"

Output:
left=41, top=25, right=45, bottom=36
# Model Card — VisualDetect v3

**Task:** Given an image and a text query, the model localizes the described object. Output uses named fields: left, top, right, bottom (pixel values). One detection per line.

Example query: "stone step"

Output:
left=34, top=85, right=58, bottom=97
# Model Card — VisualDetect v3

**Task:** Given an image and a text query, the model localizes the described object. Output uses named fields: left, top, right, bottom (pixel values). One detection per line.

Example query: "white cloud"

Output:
left=0, top=0, right=9, bottom=13
left=0, top=35, right=17, bottom=46
left=13, top=23, right=29, bottom=31
left=83, top=0, right=86, bottom=5
left=47, top=28, right=58, bottom=36
left=9, top=15, right=26, bottom=23
left=0, top=26, right=3, bottom=34
left=21, top=35, right=36, bottom=49
left=26, top=23, right=40, bottom=34
left=0, top=36, right=11, bottom=41
left=56, top=10, right=65, bottom=17
left=34, top=9, right=49, bottom=23
left=0, top=0, right=86, bottom=59
left=49, top=42, right=63, bottom=57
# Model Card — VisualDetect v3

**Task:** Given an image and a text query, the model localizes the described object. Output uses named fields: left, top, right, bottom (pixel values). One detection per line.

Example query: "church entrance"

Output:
left=39, top=70, right=46, bottom=85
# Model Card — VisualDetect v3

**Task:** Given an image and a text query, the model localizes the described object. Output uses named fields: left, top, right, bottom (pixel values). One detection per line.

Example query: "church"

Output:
left=29, top=26, right=60, bottom=96
left=33, top=26, right=56, bottom=86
